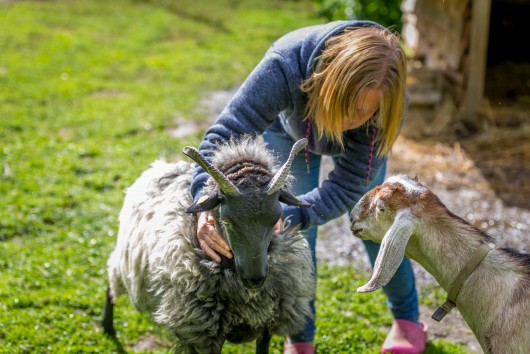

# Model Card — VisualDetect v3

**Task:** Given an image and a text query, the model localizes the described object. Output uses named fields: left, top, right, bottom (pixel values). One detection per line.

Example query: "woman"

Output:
left=190, top=20, right=427, bottom=354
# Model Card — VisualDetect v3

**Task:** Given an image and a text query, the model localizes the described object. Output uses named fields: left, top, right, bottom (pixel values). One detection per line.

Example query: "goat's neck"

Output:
left=405, top=215, right=528, bottom=348
left=405, top=216, right=487, bottom=291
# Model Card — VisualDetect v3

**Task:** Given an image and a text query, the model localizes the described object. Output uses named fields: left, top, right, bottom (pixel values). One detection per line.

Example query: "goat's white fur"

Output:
left=350, top=174, right=530, bottom=354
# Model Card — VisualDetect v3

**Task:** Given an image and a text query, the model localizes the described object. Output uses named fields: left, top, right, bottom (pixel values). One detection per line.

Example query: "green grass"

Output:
left=0, top=1, right=471, bottom=352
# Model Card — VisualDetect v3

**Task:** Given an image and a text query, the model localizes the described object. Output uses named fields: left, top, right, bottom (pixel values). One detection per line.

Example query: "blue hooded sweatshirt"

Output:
left=191, top=20, right=397, bottom=230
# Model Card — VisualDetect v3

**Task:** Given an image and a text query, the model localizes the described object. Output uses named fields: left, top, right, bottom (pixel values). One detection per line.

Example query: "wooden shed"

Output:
left=400, top=0, right=529, bottom=138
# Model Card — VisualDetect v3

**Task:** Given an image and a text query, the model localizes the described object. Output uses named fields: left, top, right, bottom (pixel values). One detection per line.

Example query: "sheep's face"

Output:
left=350, top=175, right=425, bottom=242
left=214, top=191, right=283, bottom=289
left=188, top=187, right=307, bottom=290
left=183, top=137, right=311, bottom=289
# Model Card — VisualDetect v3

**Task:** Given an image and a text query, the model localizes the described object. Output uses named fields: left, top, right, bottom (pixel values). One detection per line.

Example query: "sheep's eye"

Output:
left=376, top=200, right=386, bottom=212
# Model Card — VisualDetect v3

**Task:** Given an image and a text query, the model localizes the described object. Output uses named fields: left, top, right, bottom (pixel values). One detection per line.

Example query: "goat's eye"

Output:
left=221, top=219, right=230, bottom=227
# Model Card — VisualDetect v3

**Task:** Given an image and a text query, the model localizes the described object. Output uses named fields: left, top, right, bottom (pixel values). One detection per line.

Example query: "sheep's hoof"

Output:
left=102, top=285, right=117, bottom=337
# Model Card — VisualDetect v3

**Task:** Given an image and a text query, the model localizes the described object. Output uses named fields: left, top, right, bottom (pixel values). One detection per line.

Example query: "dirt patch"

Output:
left=130, top=334, right=172, bottom=352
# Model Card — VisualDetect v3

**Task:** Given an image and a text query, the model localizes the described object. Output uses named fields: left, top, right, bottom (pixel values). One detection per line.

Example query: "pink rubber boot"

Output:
left=283, top=340, right=315, bottom=354
left=381, top=319, right=427, bottom=354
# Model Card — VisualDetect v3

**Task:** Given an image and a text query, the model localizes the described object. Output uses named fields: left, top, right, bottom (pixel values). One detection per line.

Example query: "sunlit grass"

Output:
left=0, top=0, right=470, bottom=352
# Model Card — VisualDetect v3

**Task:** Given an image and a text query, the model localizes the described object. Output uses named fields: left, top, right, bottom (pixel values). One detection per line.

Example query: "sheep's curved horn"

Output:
left=357, top=209, right=414, bottom=293
left=266, top=138, right=308, bottom=195
left=182, top=146, right=240, bottom=196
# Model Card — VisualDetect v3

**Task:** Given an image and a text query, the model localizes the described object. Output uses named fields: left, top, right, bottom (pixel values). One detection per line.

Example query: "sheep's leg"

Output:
left=101, top=284, right=116, bottom=336
left=255, top=329, right=271, bottom=354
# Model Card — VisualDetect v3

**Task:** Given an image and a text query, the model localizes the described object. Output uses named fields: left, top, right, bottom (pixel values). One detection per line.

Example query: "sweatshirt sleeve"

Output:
left=282, top=127, right=386, bottom=230
left=282, top=92, right=410, bottom=230
left=190, top=52, right=297, bottom=200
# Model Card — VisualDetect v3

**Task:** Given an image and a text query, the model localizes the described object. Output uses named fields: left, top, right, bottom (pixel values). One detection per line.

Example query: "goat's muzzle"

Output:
left=241, top=274, right=266, bottom=289
left=349, top=214, right=365, bottom=238
left=351, top=227, right=365, bottom=237
left=234, top=254, right=269, bottom=289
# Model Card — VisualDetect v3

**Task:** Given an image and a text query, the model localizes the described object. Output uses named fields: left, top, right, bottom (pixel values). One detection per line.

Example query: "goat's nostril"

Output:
left=350, top=220, right=361, bottom=232
left=242, top=276, right=266, bottom=289
left=351, top=227, right=364, bottom=235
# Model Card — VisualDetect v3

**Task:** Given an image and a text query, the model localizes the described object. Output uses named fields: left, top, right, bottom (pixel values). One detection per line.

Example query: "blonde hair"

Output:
left=301, top=26, right=407, bottom=156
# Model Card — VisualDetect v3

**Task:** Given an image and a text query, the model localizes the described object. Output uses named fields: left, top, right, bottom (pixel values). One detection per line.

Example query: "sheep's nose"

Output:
left=242, top=276, right=266, bottom=289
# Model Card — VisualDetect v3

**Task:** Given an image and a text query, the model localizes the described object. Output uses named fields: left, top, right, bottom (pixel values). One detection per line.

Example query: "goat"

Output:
left=349, top=174, right=530, bottom=354
left=102, top=136, right=315, bottom=354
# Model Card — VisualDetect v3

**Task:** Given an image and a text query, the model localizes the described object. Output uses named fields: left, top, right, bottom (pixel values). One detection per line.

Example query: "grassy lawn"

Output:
left=0, top=1, right=471, bottom=352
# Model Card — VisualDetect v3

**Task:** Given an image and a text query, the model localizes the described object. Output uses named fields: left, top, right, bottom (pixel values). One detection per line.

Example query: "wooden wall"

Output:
left=401, top=0, right=492, bottom=133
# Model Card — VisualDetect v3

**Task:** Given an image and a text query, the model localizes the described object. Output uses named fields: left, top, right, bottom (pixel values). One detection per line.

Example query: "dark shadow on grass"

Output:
left=107, top=335, right=126, bottom=354
left=137, top=0, right=231, bottom=33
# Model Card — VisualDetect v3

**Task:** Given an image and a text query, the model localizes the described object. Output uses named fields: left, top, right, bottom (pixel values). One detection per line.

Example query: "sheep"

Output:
left=349, top=174, right=530, bottom=354
left=101, top=136, right=315, bottom=354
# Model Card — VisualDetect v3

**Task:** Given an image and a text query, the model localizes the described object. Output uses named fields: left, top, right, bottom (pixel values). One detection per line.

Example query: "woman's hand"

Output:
left=196, top=212, right=284, bottom=263
left=196, top=211, right=232, bottom=264
left=274, top=218, right=284, bottom=234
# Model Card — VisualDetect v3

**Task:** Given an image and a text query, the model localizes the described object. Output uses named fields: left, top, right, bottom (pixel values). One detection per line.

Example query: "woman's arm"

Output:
left=282, top=127, right=386, bottom=230
left=190, top=52, right=296, bottom=263
left=191, top=51, right=296, bottom=200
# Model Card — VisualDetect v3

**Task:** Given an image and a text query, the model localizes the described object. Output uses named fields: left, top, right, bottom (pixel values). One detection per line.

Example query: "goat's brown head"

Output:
left=183, top=138, right=311, bottom=289
left=350, top=174, right=431, bottom=293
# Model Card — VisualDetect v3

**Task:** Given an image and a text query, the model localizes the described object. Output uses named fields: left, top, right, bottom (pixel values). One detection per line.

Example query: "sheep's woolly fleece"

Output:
left=106, top=137, right=314, bottom=352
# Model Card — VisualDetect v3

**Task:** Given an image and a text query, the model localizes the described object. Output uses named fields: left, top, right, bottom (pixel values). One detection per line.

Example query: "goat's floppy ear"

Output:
left=357, top=208, right=414, bottom=293
left=185, top=194, right=223, bottom=213
left=279, top=190, right=312, bottom=208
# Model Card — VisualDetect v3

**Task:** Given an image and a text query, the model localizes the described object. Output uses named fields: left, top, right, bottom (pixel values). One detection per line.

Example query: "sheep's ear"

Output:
left=357, top=209, right=414, bottom=293
left=185, top=194, right=223, bottom=213
left=279, top=190, right=312, bottom=208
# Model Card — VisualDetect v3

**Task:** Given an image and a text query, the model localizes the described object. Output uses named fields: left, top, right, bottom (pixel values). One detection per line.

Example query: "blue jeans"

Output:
left=263, top=124, right=419, bottom=343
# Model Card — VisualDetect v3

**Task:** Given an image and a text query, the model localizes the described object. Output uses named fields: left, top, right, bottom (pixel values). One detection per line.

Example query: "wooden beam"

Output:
left=464, top=0, right=492, bottom=119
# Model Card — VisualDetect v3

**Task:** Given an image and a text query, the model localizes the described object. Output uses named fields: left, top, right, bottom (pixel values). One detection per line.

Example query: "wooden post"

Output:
left=464, top=0, right=492, bottom=119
